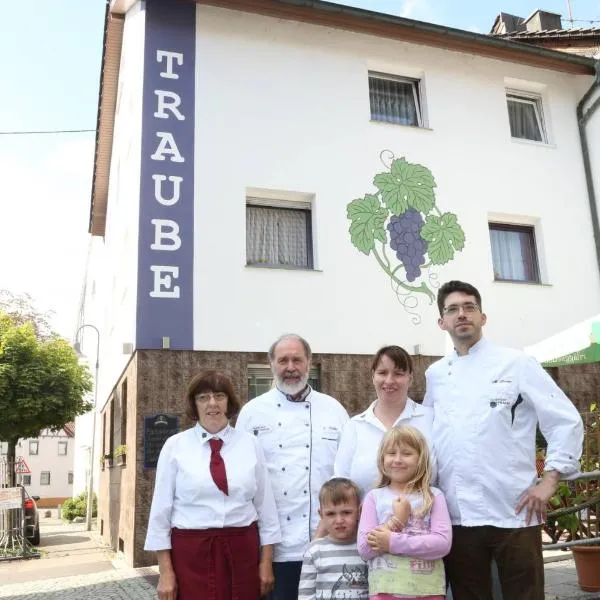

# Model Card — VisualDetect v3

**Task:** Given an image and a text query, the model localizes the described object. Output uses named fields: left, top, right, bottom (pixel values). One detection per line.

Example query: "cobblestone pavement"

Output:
left=0, top=566, right=159, bottom=599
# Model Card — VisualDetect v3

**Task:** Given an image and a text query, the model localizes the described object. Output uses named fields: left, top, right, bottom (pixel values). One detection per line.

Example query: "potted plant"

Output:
left=114, top=445, right=127, bottom=466
left=102, top=453, right=113, bottom=469
left=546, top=403, right=600, bottom=592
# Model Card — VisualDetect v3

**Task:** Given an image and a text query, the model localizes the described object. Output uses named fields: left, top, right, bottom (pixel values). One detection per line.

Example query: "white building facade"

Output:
left=1, top=426, right=74, bottom=504
left=83, top=0, right=600, bottom=566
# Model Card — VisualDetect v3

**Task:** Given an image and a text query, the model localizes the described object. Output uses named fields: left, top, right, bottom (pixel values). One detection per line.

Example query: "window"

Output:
left=22, top=475, right=31, bottom=485
left=68, top=472, right=74, bottom=485
left=40, top=471, right=51, bottom=485
left=29, top=440, right=39, bottom=456
left=246, top=201, right=313, bottom=269
left=0, top=442, right=6, bottom=455
left=58, top=441, right=68, bottom=456
left=121, top=379, right=128, bottom=446
left=506, top=92, right=546, bottom=143
left=369, top=72, right=423, bottom=127
left=489, top=223, right=540, bottom=283
left=247, top=364, right=321, bottom=400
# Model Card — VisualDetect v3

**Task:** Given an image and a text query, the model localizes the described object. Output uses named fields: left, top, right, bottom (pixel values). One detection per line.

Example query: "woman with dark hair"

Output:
left=145, top=370, right=281, bottom=600
left=334, top=346, right=435, bottom=496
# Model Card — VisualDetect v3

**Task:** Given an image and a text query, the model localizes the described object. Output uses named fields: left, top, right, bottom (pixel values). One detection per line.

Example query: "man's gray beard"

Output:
left=274, top=372, right=309, bottom=395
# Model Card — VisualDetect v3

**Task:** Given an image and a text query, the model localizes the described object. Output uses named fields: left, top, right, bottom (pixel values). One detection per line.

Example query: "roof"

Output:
left=494, top=27, right=600, bottom=41
left=90, top=0, right=598, bottom=235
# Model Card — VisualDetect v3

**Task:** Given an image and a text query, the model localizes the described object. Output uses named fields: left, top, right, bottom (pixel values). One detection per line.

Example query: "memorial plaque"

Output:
left=144, top=413, right=180, bottom=469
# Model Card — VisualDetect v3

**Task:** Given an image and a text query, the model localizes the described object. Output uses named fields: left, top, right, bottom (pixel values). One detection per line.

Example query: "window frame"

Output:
left=58, top=441, right=68, bottom=456
left=489, top=222, right=541, bottom=284
left=506, top=90, right=547, bottom=143
left=22, top=474, right=31, bottom=486
left=246, top=199, right=314, bottom=270
left=368, top=71, right=424, bottom=128
left=68, top=471, right=74, bottom=485
left=29, top=440, right=39, bottom=456
left=40, top=471, right=51, bottom=485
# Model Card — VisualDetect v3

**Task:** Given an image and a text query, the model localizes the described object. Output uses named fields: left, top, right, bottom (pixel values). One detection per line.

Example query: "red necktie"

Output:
left=209, top=438, right=228, bottom=495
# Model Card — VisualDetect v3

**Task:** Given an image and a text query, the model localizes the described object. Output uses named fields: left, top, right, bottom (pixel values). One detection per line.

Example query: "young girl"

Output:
left=357, top=426, right=452, bottom=600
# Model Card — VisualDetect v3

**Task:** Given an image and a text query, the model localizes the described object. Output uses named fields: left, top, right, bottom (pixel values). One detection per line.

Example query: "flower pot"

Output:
left=117, top=454, right=126, bottom=466
left=572, top=545, right=600, bottom=591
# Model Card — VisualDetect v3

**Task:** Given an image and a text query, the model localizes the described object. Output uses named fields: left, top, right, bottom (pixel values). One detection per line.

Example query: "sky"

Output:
left=0, top=0, right=598, bottom=338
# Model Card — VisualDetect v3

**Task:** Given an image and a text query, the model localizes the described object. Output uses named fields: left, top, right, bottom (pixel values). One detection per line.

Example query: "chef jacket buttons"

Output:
left=202, top=433, right=207, bottom=438
left=305, top=444, right=309, bottom=448
left=287, top=516, right=291, bottom=521
left=279, top=444, right=283, bottom=448
left=277, top=403, right=281, bottom=407
left=305, top=404, right=309, bottom=409
left=305, top=466, right=309, bottom=470
left=304, top=490, right=307, bottom=494
left=284, top=491, right=287, bottom=495
left=282, top=467, right=286, bottom=471
left=278, top=422, right=282, bottom=426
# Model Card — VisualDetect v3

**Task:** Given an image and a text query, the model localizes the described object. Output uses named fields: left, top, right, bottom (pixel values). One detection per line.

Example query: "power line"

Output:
left=0, top=128, right=95, bottom=136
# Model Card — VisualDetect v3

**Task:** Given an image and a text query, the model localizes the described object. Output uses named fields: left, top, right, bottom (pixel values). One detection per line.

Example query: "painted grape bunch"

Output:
left=346, top=154, right=466, bottom=309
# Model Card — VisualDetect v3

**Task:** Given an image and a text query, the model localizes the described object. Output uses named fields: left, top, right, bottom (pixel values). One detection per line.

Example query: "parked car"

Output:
left=22, top=486, right=40, bottom=545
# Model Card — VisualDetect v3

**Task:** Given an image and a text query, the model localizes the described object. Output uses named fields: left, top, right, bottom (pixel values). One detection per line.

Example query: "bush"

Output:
left=61, top=491, right=97, bottom=521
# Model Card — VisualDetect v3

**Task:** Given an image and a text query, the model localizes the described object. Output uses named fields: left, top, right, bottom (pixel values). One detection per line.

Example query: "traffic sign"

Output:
left=15, top=459, right=31, bottom=474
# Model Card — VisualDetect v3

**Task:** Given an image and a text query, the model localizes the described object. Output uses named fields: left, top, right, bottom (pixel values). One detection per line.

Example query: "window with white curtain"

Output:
left=29, top=440, right=39, bottom=455
left=369, top=72, right=423, bottom=127
left=40, top=471, right=51, bottom=485
left=246, top=200, right=313, bottom=269
left=489, top=223, right=540, bottom=283
left=506, top=92, right=546, bottom=143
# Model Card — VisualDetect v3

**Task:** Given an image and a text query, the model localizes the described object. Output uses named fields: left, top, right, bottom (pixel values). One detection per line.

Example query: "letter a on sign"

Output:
left=15, top=459, right=31, bottom=474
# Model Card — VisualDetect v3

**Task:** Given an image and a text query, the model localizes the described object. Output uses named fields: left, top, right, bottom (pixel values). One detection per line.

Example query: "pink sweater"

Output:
left=357, top=488, right=452, bottom=600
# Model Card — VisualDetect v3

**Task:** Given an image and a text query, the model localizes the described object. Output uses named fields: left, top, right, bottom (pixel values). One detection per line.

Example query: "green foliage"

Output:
left=373, top=158, right=436, bottom=215
left=420, top=213, right=466, bottom=265
left=62, top=492, right=97, bottom=521
left=113, top=445, right=127, bottom=457
left=347, top=194, right=389, bottom=255
left=0, top=303, right=93, bottom=446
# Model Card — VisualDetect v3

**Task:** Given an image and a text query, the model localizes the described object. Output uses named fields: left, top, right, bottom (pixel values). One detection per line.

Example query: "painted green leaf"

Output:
left=420, top=212, right=466, bottom=265
left=347, top=194, right=389, bottom=255
left=373, top=158, right=436, bottom=216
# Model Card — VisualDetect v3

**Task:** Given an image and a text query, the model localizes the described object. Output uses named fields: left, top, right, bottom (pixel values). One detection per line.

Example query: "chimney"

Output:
left=524, top=10, right=562, bottom=32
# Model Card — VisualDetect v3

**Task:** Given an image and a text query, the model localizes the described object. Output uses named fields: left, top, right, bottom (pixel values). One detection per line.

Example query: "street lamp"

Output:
left=74, top=324, right=100, bottom=532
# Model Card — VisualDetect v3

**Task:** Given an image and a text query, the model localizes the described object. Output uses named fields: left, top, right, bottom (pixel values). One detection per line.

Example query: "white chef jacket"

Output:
left=236, top=387, right=349, bottom=562
left=424, top=337, right=583, bottom=528
left=144, top=423, right=281, bottom=551
left=334, top=398, right=435, bottom=497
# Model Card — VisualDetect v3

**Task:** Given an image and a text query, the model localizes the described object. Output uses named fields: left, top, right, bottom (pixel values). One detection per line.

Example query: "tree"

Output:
left=0, top=304, right=93, bottom=486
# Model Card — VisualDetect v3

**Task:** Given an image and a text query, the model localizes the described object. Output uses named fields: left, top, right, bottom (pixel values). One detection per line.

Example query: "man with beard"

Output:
left=424, top=280, right=583, bottom=600
left=236, top=334, right=349, bottom=600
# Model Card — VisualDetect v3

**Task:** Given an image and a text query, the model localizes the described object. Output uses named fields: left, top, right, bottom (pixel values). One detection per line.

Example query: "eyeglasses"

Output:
left=196, top=392, right=228, bottom=403
left=442, top=303, right=480, bottom=316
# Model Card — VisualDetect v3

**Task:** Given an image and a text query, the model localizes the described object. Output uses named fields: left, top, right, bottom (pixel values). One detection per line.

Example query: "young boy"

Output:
left=298, top=478, right=368, bottom=599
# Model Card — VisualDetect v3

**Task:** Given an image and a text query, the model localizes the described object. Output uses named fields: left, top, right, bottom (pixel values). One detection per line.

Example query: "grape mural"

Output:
left=347, top=151, right=466, bottom=323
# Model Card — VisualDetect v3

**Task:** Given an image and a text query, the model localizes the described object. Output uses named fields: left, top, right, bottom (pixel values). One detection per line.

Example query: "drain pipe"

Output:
left=577, top=61, right=600, bottom=277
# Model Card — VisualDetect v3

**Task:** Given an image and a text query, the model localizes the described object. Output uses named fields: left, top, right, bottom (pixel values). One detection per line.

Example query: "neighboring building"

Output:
left=0, top=425, right=75, bottom=507
left=491, top=9, right=600, bottom=59
left=82, top=0, right=600, bottom=566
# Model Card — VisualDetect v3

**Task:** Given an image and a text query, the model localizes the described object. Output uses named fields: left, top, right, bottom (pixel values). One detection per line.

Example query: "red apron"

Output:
left=171, top=523, right=260, bottom=600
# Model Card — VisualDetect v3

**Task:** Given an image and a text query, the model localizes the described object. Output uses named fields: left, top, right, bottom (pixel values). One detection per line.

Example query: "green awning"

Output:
left=542, top=343, right=600, bottom=367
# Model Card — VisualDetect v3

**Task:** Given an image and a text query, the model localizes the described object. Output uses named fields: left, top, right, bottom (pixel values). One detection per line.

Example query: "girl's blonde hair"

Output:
left=376, top=425, right=433, bottom=515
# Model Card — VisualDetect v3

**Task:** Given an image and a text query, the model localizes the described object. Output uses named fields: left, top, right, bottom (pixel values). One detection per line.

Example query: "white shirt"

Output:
left=144, top=423, right=281, bottom=551
left=236, top=387, right=349, bottom=562
left=424, top=337, right=584, bottom=527
left=334, top=398, right=435, bottom=496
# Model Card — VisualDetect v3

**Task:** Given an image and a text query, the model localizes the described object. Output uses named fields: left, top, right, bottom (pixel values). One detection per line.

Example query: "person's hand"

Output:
left=392, top=496, right=411, bottom=528
left=259, top=558, right=275, bottom=597
left=515, top=471, right=560, bottom=525
left=157, top=570, right=177, bottom=600
left=367, top=526, right=391, bottom=553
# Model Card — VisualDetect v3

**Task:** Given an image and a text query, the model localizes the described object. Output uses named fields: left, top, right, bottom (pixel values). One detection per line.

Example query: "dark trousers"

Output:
left=267, top=561, right=303, bottom=600
left=445, top=525, right=544, bottom=600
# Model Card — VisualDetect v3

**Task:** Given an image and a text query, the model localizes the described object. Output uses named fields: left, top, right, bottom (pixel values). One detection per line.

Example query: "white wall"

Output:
left=191, top=6, right=600, bottom=356
left=95, top=2, right=145, bottom=410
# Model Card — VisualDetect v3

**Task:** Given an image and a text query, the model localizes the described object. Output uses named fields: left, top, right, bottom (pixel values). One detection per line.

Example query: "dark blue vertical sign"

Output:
left=136, top=0, right=195, bottom=349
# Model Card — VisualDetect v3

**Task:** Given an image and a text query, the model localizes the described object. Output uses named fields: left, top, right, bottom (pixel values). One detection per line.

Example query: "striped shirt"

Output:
left=298, top=537, right=368, bottom=600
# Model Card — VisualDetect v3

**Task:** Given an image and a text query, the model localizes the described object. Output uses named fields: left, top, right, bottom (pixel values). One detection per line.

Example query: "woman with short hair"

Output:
left=145, top=370, right=281, bottom=600
left=334, top=345, right=435, bottom=496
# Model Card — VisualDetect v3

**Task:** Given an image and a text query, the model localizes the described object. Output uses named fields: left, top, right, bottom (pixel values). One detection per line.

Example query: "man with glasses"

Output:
left=424, top=280, right=583, bottom=600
